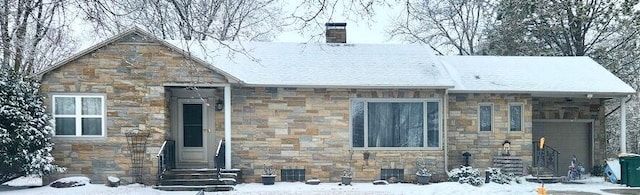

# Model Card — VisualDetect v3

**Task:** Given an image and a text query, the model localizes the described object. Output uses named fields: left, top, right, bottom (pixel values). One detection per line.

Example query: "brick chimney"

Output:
left=325, top=23, right=347, bottom=43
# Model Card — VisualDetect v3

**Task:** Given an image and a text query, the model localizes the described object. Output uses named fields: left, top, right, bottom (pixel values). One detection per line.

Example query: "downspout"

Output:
left=444, top=89, right=449, bottom=174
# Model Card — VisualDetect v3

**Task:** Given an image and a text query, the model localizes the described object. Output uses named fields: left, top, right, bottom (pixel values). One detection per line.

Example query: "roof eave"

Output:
left=241, top=83, right=455, bottom=89
left=449, top=89, right=636, bottom=98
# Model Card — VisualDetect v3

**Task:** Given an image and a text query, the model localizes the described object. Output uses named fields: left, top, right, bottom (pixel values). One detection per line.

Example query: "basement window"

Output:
left=380, top=168, right=404, bottom=182
left=281, top=169, right=305, bottom=182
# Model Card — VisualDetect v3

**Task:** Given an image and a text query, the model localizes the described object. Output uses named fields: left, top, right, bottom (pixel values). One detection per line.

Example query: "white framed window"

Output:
left=350, top=98, right=440, bottom=149
left=52, top=95, right=106, bottom=137
left=509, top=103, right=523, bottom=131
left=479, top=103, right=493, bottom=132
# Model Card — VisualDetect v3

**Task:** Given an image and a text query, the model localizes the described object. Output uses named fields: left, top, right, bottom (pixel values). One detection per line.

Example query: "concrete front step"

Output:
left=153, top=185, right=235, bottom=192
left=167, top=168, right=243, bottom=183
left=525, top=176, right=564, bottom=183
left=164, top=172, right=237, bottom=180
left=161, top=178, right=236, bottom=186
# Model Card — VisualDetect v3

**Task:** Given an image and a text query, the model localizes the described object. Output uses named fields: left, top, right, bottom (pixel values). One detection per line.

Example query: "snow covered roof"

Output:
left=166, top=40, right=455, bottom=88
left=440, top=56, right=636, bottom=96
left=40, top=27, right=636, bottom=96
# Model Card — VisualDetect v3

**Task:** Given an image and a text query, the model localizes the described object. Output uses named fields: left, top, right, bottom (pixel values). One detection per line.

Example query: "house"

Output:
left=37, top=24, right=635, bottom=186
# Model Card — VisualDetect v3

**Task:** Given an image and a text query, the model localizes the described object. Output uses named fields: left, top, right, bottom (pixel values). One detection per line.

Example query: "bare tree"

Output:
left=389, top=0, right=497, bottom=55
left=0, top=0, right=74, bottom=74
left=76, top=0, right=283, bottom=41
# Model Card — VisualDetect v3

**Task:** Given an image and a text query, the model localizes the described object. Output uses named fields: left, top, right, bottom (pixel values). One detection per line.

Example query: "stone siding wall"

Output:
left=40, top=36, right=226, bottom=184
left=447, top=93, right=533, bottom=172
left=224, top=88, right=448, bottom=182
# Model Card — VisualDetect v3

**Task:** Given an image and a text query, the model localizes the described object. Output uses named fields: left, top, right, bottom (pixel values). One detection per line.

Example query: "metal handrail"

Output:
left=533, top=141, right=560, bottom=176
left=215, top=140, right=225, bottom=179
left=156, top=140, right=175, bottom=185
left=156, top=140, right=168, bottom=157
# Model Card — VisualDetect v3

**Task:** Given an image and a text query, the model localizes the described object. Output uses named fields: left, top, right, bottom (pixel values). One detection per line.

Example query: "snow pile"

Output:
left=1, top=175, right=42, bottom=187
left=49, top=177, right=90, bottom=188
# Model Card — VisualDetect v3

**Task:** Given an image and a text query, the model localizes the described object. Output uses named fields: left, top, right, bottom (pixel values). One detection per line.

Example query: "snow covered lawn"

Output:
left=1, top=176, right=639, bottom=195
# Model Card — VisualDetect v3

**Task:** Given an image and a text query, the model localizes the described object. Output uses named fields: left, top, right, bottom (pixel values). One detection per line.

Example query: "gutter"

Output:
left=443, top=89, right=449, bottom=175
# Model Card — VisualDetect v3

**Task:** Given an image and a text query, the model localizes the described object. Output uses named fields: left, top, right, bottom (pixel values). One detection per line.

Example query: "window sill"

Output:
left=53, top=136, right=107, bottom=142
left=350, top=147, right=442, bottom=151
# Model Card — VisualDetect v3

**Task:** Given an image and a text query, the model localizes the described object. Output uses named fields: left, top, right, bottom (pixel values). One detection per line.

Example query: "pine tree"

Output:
left=0, top=68, right=62, bottom=183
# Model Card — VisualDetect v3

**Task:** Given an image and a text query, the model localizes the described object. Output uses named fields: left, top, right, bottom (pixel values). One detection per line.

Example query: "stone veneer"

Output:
left=224, top=87, right=449, bottom=182
left=447, top=93, right=533, bottom=172
left=39, top=33, right=227, bottom=184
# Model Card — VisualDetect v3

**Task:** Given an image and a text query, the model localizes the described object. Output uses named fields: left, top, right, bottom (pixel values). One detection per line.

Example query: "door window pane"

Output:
left=82, top=97, right=102, bottom=115
left=479, top=105, right=492, bottom=131
left=55, top=117, right=76, bottom=135
left=510, top=105, right=522, bottom=131
left=82, top=118, right=102, bottom=135
left=55, top=97, right=75, bottom=115
left=183, top=104, right=203, bottom=147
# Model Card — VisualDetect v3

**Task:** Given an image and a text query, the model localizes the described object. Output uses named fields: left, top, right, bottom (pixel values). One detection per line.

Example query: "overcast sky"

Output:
left=274, top=2, right=404, bottom=44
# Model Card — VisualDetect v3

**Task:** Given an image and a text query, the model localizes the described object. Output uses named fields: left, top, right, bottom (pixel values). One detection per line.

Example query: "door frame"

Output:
left=532, top=119, right=595, bottom=174
left=172, top=97, right=216, bottom=168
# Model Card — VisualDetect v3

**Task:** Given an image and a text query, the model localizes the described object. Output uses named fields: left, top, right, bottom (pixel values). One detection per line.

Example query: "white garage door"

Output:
left=533, top=121, right=592, bottom=176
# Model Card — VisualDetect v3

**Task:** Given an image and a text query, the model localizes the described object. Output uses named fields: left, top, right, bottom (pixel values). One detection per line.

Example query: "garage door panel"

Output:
left=533, top=122, right=591, bottom=176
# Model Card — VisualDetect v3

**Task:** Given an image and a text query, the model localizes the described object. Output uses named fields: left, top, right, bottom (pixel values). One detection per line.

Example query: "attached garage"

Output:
left=533, top=121, right=592, bottom=176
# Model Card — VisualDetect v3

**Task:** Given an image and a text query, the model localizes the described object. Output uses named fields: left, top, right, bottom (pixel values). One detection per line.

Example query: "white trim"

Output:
left=508, top=103, right=524, bottom=132
left=349, top=98, right=442, bottom=150
left=51, top=94, right=106, bottom=137
left=242, top=83, right=454, bottom=89
left=224, top=84, right=232, bottom=169
left=478, top=103, right=493, bottom=132
left=448, top=90, right=634, bottom=97
left=620, top=97, right=627, bottom=153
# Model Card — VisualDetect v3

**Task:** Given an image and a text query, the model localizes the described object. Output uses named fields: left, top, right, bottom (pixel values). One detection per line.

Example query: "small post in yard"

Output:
left=537, top=137, right=547, bottom=195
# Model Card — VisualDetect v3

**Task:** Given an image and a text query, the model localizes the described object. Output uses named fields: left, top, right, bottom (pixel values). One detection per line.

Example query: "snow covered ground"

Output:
left=1, top=176, right=638, bottom=195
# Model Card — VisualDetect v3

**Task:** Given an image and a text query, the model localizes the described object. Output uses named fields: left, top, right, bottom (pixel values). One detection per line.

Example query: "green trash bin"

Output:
left=619, top=155, right=640, bottom=187
left=620, top=157, right=628, bottom=185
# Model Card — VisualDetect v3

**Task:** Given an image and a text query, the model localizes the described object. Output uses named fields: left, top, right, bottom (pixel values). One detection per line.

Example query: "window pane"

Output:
left=82, top=118, right=102, bottom=135
left=55, top=97, right=75, bottom=115
left=510, top=105, right=522, bottom=131
left=368, top=102, right=423, bottom=147
left=427, top=102, right=439, bottom=147
left=55, top=117, right=76, bottom=135
left=351, top=100, right=364, bottom=147
left=82, top=97, right=102, bottom=115
left=479, top=105, right=492, bottom=131
left=183, top=104, right=203, bottom=147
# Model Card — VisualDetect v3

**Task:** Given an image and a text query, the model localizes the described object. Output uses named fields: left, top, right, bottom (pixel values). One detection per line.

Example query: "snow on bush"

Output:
left=448, top=166, right=483, bottom=186
left=0, top=69, right=63, bottom=183
left=486, top=167, right=516, bottom=184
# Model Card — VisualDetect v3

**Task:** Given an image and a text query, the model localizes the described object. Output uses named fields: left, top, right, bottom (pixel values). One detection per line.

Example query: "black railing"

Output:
left=215, top=140, right=226, bottom=178
left=533, top=141, right=560, bottom=176
left=156, top=140, right=175, bottom=185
